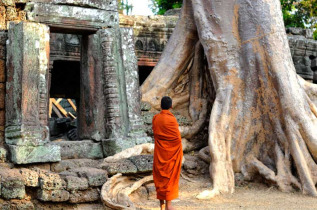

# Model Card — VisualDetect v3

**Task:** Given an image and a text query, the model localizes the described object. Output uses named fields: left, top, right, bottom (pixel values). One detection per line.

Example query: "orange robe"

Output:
left=152, top=110, right=183, bottom=201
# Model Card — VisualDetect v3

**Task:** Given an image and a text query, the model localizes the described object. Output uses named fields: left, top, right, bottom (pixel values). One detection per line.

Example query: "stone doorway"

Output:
left=5, top=0, right=150, bottom=165
left=49, top=60, right=80, bottom=141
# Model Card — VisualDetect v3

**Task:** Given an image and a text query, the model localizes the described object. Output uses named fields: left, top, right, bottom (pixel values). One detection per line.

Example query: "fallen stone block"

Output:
left=0, top=169, right=25, bottom=199
left=100, top=159, right=137, bottom=175
left=70, top=167, right=107, bottom=187
left=69, top=188, right=100, bottom=203
left=19, top=168, right=39, bottom=187
left=65, top=176, right=88, bottom=191
left=128, top=155, right=153, bottom=173
left=37, top=189, right=69, bottom=202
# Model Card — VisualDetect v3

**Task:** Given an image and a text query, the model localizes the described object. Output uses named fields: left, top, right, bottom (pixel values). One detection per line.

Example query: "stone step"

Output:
left=51, top=158, right=104, bottom=173
left=51, top=140, right=104, bottom=160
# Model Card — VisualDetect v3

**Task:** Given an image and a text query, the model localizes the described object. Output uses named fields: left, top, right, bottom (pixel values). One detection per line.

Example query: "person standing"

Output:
left=152, top=96, right=183, bottom=210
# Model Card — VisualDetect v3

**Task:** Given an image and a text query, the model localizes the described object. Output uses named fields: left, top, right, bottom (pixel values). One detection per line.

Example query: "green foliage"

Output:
left=149, top=0, right=182, bottom=15
left=280, top=0, right=317, bottom=39
left=118, top=0, right=133, bottom=15
left=281, top=0, right=305, bottom=27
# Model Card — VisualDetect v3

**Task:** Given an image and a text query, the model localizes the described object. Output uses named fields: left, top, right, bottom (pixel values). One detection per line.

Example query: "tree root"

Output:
left=104, top=143, right=154, bottom=162
left=101, top=173, right=153, bottom=210
left=198, top=146, right=211, bottom=163
left=179, top=99, right=208, bottom=139
left=180, top=172, right=197, bottom=183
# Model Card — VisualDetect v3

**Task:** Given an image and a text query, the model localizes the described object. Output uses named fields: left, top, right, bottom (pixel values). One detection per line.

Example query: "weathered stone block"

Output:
left=19, top=168, right=39, bottom=187
left=128, top=155, right=153, bottom=173
left=36, top=170, right=66, bottom=190
left=69, top=188, right=99, bottom=203
left=100, top=159, right=137, bottom=175
left=65, top=176, right=88, bottom=191
left=37, top=189, right=69, bottom=202
left=25, top=3, right=119, bottom=31
left=51, top=159, right=102, bottom=173
left=0, top=59, right=5, bottom=83
left=8, top=144, right=61, bottom=164
left=51, top=140, right=103, bottom=160
left=70, top=167, right=107, bottom=187
left=0, top=169, right=25, bottom=199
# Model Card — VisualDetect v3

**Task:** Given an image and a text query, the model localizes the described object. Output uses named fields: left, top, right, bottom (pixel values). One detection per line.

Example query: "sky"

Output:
left=129, top=0, right=154, bottom=16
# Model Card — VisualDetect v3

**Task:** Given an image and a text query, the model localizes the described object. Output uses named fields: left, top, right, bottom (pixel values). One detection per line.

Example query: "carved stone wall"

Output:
left=119, top=15, right=178, bottom=67
left=0, top=0, right=150, bottom=164
left=287, top=28, right=317, bottom=80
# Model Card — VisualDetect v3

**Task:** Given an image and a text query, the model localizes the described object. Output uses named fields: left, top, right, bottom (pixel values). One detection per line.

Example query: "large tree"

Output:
left=141, top=0, right=317, bottom=198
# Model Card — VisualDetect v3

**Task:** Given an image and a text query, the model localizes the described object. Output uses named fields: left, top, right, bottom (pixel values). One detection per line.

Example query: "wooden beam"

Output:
left=51, top=98, right=68, bottom=117
left=56, top=98, right=63, bottom=104
left=68, top=112, right=77, bottom=119
left=49, top=98, right=52, bottom=118
left=52, top=104, right=63, bottom=118
left=67, top=99, right=77, bottom=112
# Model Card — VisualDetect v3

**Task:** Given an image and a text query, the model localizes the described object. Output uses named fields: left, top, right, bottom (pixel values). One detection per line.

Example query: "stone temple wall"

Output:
left=287, top=28, right=317, bottom=80
left=119, top=14, right=317, bottom=81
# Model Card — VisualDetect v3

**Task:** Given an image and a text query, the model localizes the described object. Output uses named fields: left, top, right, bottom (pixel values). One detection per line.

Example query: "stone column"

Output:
left=99, top=28, right=132, bottom=156
left=120, top=28, right=151, bottom=144
left=100, top=28, right=151, bottom=156
left=6, top=22, right=60, bottom=164
left=78, top=34, right=105, bottom=141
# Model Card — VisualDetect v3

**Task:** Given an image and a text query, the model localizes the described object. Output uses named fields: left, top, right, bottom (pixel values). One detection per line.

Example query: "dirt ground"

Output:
left=132, top=173, right=317, bottom=210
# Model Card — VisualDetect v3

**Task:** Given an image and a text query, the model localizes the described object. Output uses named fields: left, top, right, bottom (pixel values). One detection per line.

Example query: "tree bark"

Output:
left=141, top=0, right=317, bottom=198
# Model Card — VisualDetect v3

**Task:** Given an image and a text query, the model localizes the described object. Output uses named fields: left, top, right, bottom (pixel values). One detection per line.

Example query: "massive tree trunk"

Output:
left=141, top=0, right=317, bottom=198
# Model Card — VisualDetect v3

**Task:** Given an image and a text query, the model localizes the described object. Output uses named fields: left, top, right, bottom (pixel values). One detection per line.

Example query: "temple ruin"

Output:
left=0, top=0, right=316, bottom=208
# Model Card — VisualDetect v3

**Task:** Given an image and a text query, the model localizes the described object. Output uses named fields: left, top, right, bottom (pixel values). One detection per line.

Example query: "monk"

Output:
left=152, top=96, right=183, bottom=210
